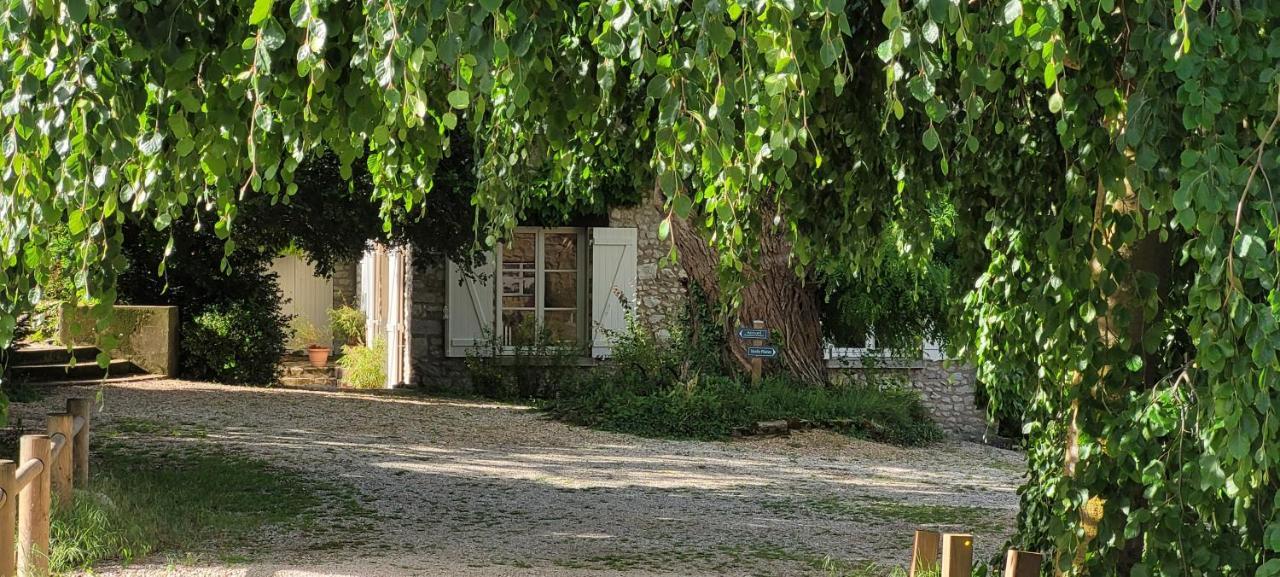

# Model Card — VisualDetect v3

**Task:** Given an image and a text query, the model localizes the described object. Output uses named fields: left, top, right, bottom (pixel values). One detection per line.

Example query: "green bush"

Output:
left=181, top=299, right=289, bottom=385
left=329, top=304, right=366, bottom=346
left=464, top=319, right=578, bottom=400
left=545, top=373, right=943, bottom=445
left=337, top=338, right=387, bottom=389
left=543, top=300, right=943, bottom=446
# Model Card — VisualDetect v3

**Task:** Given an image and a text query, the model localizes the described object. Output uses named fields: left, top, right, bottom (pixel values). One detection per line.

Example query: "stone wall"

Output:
left=605, top=205, right=687, bottom=337
left=830, top=360, right=988, bottom=441
left=59, top=304, right=180, bottom=376
left=402, top=207, right=688, bottom=392
left=407, top=257, right=469, bottom=388
left=331, top=258, right=359, bottom=307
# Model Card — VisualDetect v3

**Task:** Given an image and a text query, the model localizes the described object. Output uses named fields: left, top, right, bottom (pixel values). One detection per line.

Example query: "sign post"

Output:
left=750, top=320, right=765, bottom=385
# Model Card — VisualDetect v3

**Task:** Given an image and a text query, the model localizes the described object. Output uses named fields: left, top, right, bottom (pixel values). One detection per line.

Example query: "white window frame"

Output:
left=495, top=227, right=588, bottom=351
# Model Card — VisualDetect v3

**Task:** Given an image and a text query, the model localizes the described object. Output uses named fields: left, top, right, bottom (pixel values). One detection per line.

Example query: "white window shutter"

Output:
left=445, top=254, right=496, bottom=357
left=590, top=227, right=638, bottom=358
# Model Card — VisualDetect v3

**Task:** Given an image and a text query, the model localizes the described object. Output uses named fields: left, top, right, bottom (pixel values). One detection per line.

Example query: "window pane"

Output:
left=544, top=232, right=578, bottom=270
left=501, top=232, right=537, bottom=310
left=544, top=310, right=577, bottom=343
left=505, top=232, right=536, bottom=264
left=543, top=272, right=577, bottom=309
left=502, top=310, right=536, bottom=346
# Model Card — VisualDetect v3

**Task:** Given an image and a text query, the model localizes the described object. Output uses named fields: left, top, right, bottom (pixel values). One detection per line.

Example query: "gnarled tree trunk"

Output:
left=661, top=194, right=827, bottom=383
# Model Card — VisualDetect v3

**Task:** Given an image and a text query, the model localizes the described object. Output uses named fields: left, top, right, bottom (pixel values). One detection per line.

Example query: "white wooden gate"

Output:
left=271, top=255, right=334, bottom=341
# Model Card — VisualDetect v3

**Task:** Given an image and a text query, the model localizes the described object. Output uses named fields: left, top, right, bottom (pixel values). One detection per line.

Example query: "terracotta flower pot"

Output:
left=307, top=346, right=331, bottom=368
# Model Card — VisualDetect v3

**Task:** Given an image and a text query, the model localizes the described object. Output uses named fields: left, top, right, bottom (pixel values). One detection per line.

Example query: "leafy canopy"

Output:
left=3, top=0, right=1280, bottom=574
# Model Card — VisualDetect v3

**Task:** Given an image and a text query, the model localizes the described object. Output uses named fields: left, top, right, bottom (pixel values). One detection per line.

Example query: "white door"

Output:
left=271, top=255, right=334, bottom=345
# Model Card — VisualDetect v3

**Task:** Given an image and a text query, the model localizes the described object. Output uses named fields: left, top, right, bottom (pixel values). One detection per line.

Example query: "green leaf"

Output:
left=672, top=195, right=693, bottom=218
left=922, top=127, right=940, bottom=151
left=442, top=112, right=458, bottom=130
left=249, top=0, right=275, bottom=25
left=1002, top=0, right=1022, bottom=24
left=66, top=0, right=88, bottom=23
left=1048, top=92, right=1063, bottom=113
left=479, top=0, right=501, bottom=13
left=1125, top=355, right=1144, bottom=372
left=447, top=89, right=470, bottom=109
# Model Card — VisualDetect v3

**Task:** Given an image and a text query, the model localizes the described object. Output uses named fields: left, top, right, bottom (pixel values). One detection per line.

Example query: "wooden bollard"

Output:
left=941, top=534, right=974, bottom=577
left=18, top=435, right=51, bottom=577
left=66, top=398, right=91, bottom=488
left=910, top=529, right=941, bottom=577
left=1003, top=550, right=1043, bottom=577
left=0, top=460, right=16, bottom=577
left=47, top=413, right=74, bottom=507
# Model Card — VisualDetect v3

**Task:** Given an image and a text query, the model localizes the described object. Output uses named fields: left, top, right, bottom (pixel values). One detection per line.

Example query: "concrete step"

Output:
left=8, top=345, right=99, bottom=366
left=9, top=359, right=143, bottom=383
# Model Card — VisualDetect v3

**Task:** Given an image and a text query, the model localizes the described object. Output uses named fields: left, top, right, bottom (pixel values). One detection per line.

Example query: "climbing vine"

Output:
left=2, top=0, right=1278, bottom=574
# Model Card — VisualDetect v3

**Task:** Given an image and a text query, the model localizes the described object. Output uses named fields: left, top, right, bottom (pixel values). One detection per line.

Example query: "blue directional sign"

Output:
left=746, top=346, right=779, bottom=359
left=737, top=328, right=770, bottom=340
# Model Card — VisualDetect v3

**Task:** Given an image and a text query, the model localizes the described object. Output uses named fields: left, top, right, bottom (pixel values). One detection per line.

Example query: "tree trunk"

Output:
left=660, top=194, right=827, bottom=383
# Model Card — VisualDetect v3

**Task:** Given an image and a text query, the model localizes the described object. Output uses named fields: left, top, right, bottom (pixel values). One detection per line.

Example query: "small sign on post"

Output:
left=738, top=320, right=770, bottom=384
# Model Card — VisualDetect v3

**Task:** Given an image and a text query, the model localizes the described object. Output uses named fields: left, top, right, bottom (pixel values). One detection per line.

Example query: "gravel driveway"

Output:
left=13, top=380, right=1024, bottom=577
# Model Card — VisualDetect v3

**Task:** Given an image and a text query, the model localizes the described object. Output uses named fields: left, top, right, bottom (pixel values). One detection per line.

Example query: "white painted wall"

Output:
left=271, top=255, right=334, bottom=343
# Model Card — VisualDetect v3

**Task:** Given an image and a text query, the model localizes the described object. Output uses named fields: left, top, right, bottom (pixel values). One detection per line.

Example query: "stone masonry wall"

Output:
left=909, top=361, right=988, bottom=440
left=408, top=258, right=469, bottom=388
left=331, top=259, right=359, bottom=307
left=606, top=205, right=687, bottom=337
left=831, top=360, right=988, bottom=441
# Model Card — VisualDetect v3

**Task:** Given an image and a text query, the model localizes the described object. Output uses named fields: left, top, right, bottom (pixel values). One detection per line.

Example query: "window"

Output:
left=498, top=228, right=586, bottom=346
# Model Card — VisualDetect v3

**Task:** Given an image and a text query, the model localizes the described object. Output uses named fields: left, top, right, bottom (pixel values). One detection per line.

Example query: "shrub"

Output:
left=181, top=299, right=289, bottom=386
left=288, top=317, right=331, bottom=350
left=337, top=338, right=387, bottom=389
left=542, top=305, right=944, bottom=446
left=464, top=319, right=579, bottom=400
left=329, top=304, right=366, bottom=346
left=545, top=373, right=943, bottom=445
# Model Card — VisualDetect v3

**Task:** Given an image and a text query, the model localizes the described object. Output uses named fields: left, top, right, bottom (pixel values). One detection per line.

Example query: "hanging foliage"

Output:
left=2, top=0, right=1279, bottom=574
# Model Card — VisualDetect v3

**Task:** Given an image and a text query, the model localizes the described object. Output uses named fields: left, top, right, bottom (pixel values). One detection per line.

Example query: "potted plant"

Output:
left=290, top=318, right=333, bottom=367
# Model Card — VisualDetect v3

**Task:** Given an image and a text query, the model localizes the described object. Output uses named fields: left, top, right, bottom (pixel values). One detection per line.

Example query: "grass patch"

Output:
left=543, top=375, right=944, bottom=446
left=45, top=441, right=372, bottom=573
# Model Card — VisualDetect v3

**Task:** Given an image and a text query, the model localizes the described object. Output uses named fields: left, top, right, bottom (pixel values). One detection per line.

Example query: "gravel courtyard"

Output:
left=13, top=380, right=1024, bottom=577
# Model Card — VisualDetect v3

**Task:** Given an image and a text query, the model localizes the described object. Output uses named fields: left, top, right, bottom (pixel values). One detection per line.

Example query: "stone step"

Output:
left=280, top=376, right=338, bottom=389
left=281, top=364, right=337, bottom=377
left=8, top=345, right=100, bottom=366
left=9, top=359, right=143, bottom=383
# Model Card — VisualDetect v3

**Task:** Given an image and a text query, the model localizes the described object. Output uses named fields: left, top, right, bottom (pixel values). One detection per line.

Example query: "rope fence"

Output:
left=0, top=398, right=92, bottom=577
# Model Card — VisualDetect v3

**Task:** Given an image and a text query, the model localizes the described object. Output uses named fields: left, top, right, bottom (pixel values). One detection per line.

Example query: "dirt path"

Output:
left=14, top=380, right=1024, bottom=577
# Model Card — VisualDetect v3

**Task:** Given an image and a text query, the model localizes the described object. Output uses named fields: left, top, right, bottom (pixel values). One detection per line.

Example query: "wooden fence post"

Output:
left=0, top=460, right=16, bottom=577
left=66, top=398, right=91, bottom=488
left=46, top=413, right=74, bottom=507
left=1003, top=550, right=1044, bottom=577
left=941, top=533, right=974, bottom=577
left=910, top=529, right=941, bottom=577
left=18, top=435, right=51, bottom=577
left=750, top=320, right=765, bottom=385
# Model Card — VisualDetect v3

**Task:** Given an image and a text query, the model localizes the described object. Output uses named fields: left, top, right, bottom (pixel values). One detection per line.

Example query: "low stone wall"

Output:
left=829, top=360, right=988, bottom=441
left=58, top=304, right=179, bottom=376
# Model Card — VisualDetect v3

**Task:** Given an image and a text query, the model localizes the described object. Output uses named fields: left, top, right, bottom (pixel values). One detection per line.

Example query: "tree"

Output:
left=3, top=0, right=1278, bottom=575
